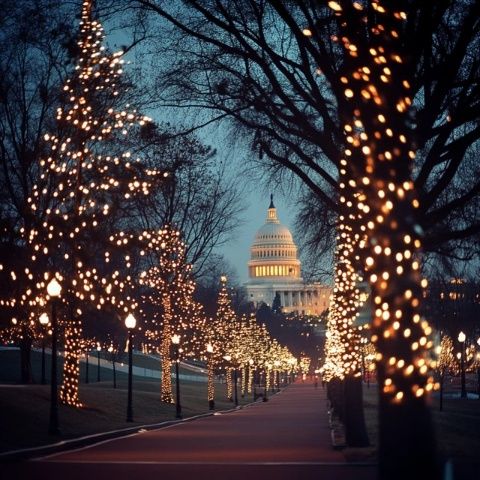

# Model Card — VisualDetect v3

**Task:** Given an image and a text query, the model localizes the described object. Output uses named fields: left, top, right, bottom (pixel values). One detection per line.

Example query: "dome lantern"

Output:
left=247, top=196, right=301, bottom=281
left=266, top=194, right=280, bottom=223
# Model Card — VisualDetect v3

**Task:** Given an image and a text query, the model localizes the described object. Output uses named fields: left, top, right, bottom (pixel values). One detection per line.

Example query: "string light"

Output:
left=1, top=0, right=165, bottom=407
left=329, top=0, right=435, bottom=404
left=138, top=227, right=200, bottom=404
left=436, top=335, right=456, bottom=376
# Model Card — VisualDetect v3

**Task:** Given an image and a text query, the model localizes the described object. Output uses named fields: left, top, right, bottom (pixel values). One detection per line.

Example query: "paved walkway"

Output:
left=6, top=380, right=376, bottom=480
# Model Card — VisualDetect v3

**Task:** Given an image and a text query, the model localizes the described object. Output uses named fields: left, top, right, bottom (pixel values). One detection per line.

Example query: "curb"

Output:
left=0, top=388, right=285, bottom=463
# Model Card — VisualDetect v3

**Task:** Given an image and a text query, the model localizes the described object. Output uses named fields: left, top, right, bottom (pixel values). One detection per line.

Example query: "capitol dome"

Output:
left=248, top=195, right=301, bottom=282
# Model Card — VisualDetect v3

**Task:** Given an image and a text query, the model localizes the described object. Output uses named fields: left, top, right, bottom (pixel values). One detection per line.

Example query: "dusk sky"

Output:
left=220, top=185, right=297, bottom=285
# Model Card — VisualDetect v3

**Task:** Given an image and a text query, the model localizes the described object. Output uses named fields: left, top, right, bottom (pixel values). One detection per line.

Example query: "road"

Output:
left=5, top=380, right=376, bottom=480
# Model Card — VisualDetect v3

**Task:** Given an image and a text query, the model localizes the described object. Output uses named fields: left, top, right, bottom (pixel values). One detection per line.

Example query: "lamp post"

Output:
left=96, top=344, right=101, bottom=382
left=172, top=334, right=182, bottom=419
left=47, top=277, right=61, bottom=435
left=207, top=343, right=215, bottom=410
left=39, top=313, right=49, bottom=385
left=85, top=347, right=89, bottom=384
left=458, top=331, right=467, bottom=399
left=125, top=313, right=136, bottom=422
left=233, top=364, right=238, bottom=406
left=274, top=360, right=280, bottom=392
left=477, top=338, right=480, bottom=400
left=108, top=345, right=116, bottom=388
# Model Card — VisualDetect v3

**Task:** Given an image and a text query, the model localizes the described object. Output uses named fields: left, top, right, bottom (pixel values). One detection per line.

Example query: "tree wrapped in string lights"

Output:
left=325, top=1, right=438, bottom=477
left=23, top=0, right=161, bottom=407
left=321, top=210, right=369, bottom=446
left=139, top=227, right=198, bottom=403
left=436, top=334, right=455, bottom=411
left=215, top=275, right=240, bottom=401
left=202, top=281, right=237, bottom=408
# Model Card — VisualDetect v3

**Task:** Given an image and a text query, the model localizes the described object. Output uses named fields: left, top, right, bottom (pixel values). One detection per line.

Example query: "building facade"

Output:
left=244, top=196, right=331, bottom=315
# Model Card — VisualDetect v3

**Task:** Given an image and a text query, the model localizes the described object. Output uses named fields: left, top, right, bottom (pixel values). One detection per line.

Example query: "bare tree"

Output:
left=137, top=123, right=245, bottom=276
left=0, top=0, right=76, bottom=382
left=128, top=0, right=480, bottom=264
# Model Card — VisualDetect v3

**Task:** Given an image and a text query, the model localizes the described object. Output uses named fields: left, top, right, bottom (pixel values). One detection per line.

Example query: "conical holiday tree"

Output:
left=25, top=0, right=162, bottom=407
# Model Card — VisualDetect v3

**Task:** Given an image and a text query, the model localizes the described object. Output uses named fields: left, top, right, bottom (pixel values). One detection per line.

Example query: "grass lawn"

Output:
left=0, top=349, right=256, bottom=454
left=358, top=383, right=480, bottom=477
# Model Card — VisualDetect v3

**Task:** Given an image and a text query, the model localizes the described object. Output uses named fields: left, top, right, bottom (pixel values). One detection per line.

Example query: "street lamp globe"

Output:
left=223, top=355, right=232, bottom=362
left=206, top=343, right=214, bottom=354
left=97, top=344, right=101, bottom=352
left=39, top=313, right=49, bottom=326
left=47, top=278, right=62, bottom=297
left=125, top=313, right=136, bottom=330
left=171, top=334, right=181, bottom=345
left=458, top=331, right=466, bottom=343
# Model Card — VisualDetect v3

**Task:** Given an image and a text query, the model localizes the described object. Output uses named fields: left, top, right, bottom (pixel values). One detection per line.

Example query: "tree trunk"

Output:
left=241, top=365, right=246, bottom=397
left=207, top=357, right=215, bottom=409
left=226, top=367, right=233, bottom=401
left=160, top=295, right=173, bottom=403
left=19, top=333, right=33, bottom=384
left=379, top=394, right=440, bottom=479
left=439, top=373, right=444, bottom=411
left=344, top=375, right=369, bottom=447
left=333, top=3, right=440, bottom=477
left=59, top=317, right=83, bottom=407
left=328, top=378, right=345, bottom=423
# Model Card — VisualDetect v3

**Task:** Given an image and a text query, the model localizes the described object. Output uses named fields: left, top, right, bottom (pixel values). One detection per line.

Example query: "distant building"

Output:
left=244, top=195, right=331, bottom=315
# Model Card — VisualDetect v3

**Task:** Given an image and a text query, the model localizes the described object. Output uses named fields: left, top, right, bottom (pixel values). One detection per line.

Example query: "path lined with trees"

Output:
left=6, top=380, right=376, bottom=480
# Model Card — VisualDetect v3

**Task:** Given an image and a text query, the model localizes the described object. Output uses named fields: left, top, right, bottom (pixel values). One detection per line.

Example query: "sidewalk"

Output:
left=6, top=380, right=376, bottom=480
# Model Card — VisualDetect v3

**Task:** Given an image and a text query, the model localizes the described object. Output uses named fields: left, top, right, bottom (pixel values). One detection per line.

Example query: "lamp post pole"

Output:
left=361, top=338, right=367, bottom=383
left=274, top=361, right=280, bottom=392
left=458, top=331, right=467, bottom=399
left=47, top=278, right=61, bottom=435
left=233, top=366, right=238, bottom=407
left=172, top=335, right=182, bottom=419
left=42, top=334, right=47, bottom=385
left=39, top=313, right=49, bottom=385
left=85, top=348, right=89, bottom=384
left=477, top=339, right=480, bottom=400
left=97, top=345, right=101, bottom=382
left=125, top=313, right=136, bottom=423
left=108, top=345, right=116, bottom=389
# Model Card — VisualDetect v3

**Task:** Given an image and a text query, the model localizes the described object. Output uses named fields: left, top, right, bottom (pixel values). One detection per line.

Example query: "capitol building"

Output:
left=244, top=196, right=331, bottom=316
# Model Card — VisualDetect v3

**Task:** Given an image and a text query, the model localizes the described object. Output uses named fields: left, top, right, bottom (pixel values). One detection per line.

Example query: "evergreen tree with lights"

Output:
left=23, top=0, right=161, bottom=407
